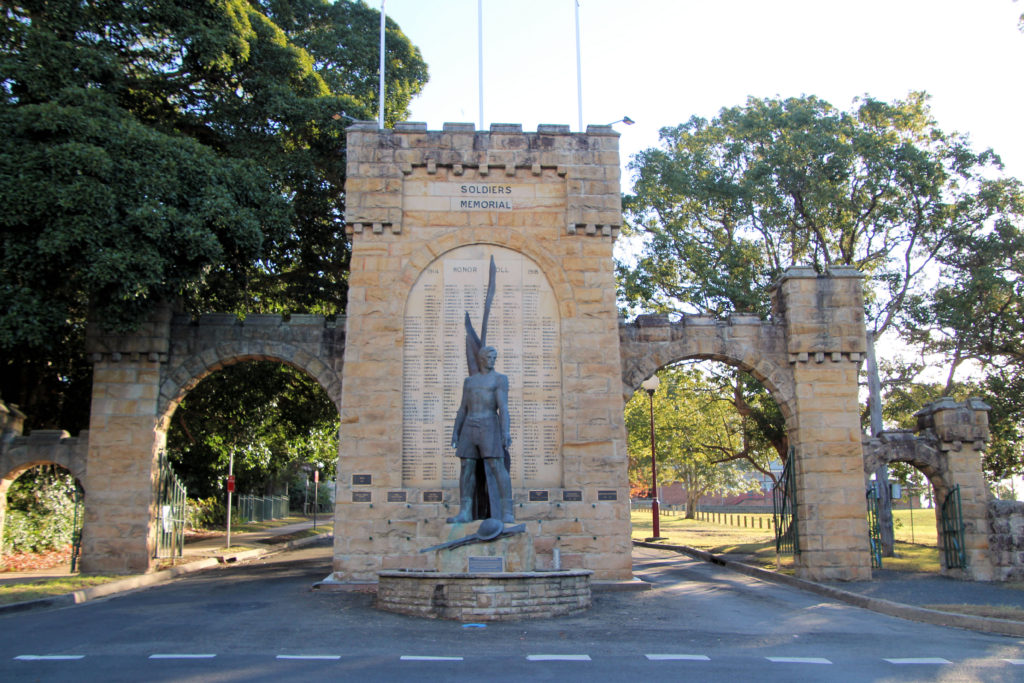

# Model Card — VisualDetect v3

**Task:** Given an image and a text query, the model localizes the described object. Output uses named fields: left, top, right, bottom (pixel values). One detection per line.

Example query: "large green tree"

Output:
left=0, top=0, right=427, bottom=430
left=621, top=93, right=1024, bottom=484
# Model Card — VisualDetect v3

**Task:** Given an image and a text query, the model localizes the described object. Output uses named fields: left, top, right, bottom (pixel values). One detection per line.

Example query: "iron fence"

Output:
left=772, top=448, right=799, bottom=556
left=155, top=452, right=187, bottom=559
left=238, top=495, right=289, bottom=522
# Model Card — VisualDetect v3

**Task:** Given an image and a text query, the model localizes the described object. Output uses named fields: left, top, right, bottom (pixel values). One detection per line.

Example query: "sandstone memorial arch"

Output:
left=1, top=120, right=1004, bottom=583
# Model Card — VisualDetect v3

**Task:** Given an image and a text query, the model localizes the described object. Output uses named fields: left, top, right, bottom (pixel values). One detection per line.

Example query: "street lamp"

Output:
left=606, top=116, right=635, bottom=126
left=641, top=374, right=663, bottom=540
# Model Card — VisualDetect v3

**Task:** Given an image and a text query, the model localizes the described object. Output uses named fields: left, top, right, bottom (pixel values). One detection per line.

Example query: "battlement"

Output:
left=344, top=122, right=622, bottom=238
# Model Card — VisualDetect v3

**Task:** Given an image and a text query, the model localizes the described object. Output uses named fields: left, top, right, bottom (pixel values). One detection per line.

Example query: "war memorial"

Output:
left=0, top=120, right=1016, bottom=621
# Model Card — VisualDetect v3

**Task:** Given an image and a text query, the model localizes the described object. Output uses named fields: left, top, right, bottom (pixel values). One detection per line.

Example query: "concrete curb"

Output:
left=0, top=531, right=333, bottom=616
left=634, top=540, right=1024, bottom=638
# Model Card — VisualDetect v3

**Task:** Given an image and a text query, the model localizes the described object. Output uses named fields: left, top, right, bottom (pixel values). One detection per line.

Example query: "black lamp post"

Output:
left=641, top=375, right=661, bottom=539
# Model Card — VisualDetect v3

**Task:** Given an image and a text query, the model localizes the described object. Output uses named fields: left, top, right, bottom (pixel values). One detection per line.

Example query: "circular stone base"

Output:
left=375, top=570, right=593, bottom=621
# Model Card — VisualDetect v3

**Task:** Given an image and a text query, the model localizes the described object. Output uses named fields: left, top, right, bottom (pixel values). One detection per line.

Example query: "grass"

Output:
left=631, top=509, right=941, bottom=573
left=0, top=575, right=125, bottom=606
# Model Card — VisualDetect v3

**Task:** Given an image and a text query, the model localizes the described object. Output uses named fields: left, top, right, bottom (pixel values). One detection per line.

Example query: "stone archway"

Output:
left=0, top=430, right=88, bottom=562
left=80, top=310, right=345, bottom=574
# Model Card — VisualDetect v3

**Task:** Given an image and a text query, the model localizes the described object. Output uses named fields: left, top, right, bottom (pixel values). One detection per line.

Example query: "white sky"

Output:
left=384, top=0, right=1024, bottom=187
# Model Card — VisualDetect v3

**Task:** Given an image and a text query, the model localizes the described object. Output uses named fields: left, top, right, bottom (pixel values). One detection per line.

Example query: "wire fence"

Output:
left=237, top=495, right=289, bottom=523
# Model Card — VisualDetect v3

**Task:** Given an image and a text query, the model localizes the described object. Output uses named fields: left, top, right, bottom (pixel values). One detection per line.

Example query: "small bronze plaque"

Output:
left=528, top=490, right=549, bottom=502
left=467, top=556, right=504, bottom=573
left=597, top=490, right=618, bottom=501
left=351, top=491, right=371, bottom=503
left=422, top=491, right=443, bottom=503
left=562, top=490, right=583, bottom=502
left=351, top=474, right=372, bottom=486
left=386, top=491, right=407, bottom=503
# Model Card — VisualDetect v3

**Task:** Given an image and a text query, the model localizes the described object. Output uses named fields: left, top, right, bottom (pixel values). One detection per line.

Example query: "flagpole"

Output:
left=379, top=0, right=386, bottom=128
left=575, top=0, right=583, bottom=132
left=478, top=0, right=484, bottom=129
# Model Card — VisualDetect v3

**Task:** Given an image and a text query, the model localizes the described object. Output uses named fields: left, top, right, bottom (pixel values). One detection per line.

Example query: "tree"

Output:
left=0, top=0, right=428, bottom=429
left=622, top=92, right=1024, bottom=546
left=167, top=362, right=337, bottom=499
left=625, top=365, right=762, bottom=519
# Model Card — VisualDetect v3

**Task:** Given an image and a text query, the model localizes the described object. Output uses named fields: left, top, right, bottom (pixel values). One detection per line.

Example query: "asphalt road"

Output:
left=2, top=542, right=1024, bottom=682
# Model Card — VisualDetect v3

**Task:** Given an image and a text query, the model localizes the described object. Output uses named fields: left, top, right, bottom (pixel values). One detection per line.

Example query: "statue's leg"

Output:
left=446, top=458, right=475, bottom=524
left=484, top=458, right=514, bottom=524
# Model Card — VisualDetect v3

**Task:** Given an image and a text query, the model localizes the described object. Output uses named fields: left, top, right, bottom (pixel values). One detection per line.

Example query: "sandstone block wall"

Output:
left=334, top=122, right=631, bottom=582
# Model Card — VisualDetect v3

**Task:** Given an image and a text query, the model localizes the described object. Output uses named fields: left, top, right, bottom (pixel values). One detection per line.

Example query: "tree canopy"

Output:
left=1, top=0, right=428, bottom=429
left=621, top=93, right=1024, bottom=485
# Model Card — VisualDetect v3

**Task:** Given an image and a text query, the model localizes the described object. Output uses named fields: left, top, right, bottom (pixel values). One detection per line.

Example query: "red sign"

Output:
left=314, top=470, right=319, bottom=483
left=227, top=475, right=235, bottom=493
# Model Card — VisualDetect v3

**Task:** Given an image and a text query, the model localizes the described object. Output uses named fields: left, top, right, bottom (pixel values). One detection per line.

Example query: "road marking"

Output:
left=276, top=655, right=342, bottom=661
left=149, top=654, right=217, bottom=660
left=14, top=655, right=85, bottom=661
left=884, top=658, right=952, bottom=665
left=400, top=655, right=464, bottom=661
left=646, top=654, right=711, bottom=661
left=526, top=654, right=592, bottom=661
left=1005, top=659, right=1024, bottom=665
left=766, top=657, right=832, bottom=664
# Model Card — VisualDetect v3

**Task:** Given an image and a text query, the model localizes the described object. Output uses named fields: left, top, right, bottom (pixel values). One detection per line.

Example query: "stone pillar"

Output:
left=80, top=307, right=171, bottom=573
left=775, top=267, right=872, bottom=581
left=916, top=397, right=994, bottom=580
left=335, top=122, right=630, bottom=582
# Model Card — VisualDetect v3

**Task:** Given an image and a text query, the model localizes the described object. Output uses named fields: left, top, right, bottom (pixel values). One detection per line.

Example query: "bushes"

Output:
left=3, top=466, right=80, bottom=554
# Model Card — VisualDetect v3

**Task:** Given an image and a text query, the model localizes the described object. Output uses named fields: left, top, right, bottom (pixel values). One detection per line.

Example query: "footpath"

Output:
left=0, top=517, right=332, bottom=612
left=635, top=540, right=1024, bottom=638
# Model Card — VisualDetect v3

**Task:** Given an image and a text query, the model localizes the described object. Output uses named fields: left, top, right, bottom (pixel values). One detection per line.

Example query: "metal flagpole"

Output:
left=478, top=0, right=484, bottom=129
left=575, top=0, right=583, bottom=132
left=379, top=0, right=386, bottom=128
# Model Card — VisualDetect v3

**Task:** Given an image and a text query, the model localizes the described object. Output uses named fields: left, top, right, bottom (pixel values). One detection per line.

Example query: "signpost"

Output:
left=226, top=452, right=235, bottom=548
left=313, top=469, right=319, bottom=530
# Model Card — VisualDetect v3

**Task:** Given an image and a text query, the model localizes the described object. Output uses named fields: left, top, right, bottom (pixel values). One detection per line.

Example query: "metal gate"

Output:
left=940, top=485, right=966, bottom=569
left=155, top=452, right=187, bottom=559
left=866, top=485, right=883, bottom=569
left=772, top=448, right=799, bottom=556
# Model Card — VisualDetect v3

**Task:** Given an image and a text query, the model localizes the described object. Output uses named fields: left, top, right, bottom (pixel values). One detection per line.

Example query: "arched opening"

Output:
left=161, top=360, right=340, bottom=548
left=866, top=451, right=952, bottom=575
left=1, top=462, right=84, bottom=571
left=628, top=356, right=792, bottom=569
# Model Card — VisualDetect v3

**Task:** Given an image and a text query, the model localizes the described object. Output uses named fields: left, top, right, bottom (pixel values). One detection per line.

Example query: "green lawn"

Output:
left=631, top=508, right=940, bottom=573
left=0, top=575, right=125, bottom=606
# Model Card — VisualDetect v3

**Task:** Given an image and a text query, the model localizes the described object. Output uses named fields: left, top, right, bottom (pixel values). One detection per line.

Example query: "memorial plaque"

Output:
left=352, top=491, right=372, bottom=503
left=386, top=491, right=407, bottom=503
left=529, top=490, right=549, bottom=502
left=352, top=474, right=372, bottom=486
left=402, top=245, right=563, bottom=489
left=422, top=491, right=443, bottom=503
left=562, top=490, right=582, bottom=502
left=467, top=556, right=504, bottom=573
left=597, top=490, right=618, bottom=501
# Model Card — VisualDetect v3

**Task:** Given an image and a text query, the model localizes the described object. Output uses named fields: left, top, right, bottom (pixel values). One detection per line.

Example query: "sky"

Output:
left=382, top=0, right=1024, bottom=189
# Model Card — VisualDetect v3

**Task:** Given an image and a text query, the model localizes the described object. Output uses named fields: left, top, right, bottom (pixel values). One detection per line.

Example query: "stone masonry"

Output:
left=619, top=267, right=872, bottom=581
left=334, top=122, right=631, bottom=583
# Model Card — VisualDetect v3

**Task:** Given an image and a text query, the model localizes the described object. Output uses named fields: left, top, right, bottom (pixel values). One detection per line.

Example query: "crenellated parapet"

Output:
left=344, top=121, right=622, bottom=238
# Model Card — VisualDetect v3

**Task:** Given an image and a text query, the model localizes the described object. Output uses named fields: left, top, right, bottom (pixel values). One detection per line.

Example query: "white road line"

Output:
left=766, top=657, right=832, bottom=664
left=149, top=654, right=217, bottom=660
left=400, top=656, right=464, bottom=661
left=276, top=655, right=342, bottom=661
left=526, top=654, right=592, bottom=661
left=884, top=658, right=952, bottom=665
left=646, top=654, right=711, bottom=661
left=1005, top=659, right=1024, bottom=665
left=14, top=655, right=85, bottom=661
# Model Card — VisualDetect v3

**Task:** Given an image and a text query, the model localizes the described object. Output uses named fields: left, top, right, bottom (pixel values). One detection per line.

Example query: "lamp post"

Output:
left=641, top=374, right=662, bottom=540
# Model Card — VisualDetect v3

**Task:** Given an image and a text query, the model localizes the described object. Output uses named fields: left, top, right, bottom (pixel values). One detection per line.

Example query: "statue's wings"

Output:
left=464, top=256, right=497, bottom=375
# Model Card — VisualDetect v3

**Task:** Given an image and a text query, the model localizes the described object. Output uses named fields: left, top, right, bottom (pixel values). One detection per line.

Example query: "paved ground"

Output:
left=3, top=543, right=1024, bottom=682
left=824, top=568, right=1024, bottom=610
left=5, top=521, right=1024, bottom=634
